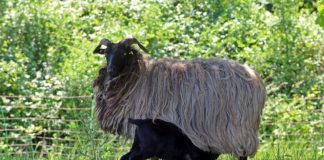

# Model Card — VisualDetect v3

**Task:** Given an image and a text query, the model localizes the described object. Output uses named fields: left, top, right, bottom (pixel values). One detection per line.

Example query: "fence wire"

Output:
left=0, top=95, right=323, bottom=159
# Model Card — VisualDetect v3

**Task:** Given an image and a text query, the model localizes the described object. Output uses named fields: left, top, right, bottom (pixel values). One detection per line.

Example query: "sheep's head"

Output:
left=94, top=37, right=147, bottom=78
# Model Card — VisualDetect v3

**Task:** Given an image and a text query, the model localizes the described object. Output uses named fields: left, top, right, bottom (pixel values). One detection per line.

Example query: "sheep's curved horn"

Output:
left=93, top=38, right=113, bottom=54
left=120, top=37, right=148, bottom=53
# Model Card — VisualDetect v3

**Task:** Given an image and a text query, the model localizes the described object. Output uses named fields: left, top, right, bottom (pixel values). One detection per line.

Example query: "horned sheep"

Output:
left=92, top=37, right=266, bottom=159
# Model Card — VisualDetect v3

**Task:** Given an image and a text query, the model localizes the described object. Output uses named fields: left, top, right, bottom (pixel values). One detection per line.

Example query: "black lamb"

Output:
left=120, top=118, right=218, bottom=160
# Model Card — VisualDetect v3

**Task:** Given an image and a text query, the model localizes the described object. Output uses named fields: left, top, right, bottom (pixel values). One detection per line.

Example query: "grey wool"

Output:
left=93, top=38, right=266, bottom=158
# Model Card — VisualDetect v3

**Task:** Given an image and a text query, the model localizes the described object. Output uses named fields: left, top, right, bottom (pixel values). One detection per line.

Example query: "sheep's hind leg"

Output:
left=239, top=157, right=247, bottom=160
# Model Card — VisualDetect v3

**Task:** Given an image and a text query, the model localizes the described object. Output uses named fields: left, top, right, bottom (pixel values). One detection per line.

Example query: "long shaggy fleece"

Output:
left=93, top=58, right=266, bottom=157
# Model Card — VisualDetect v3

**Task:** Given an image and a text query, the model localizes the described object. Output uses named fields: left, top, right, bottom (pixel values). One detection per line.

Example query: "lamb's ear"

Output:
left=120, top=37, right=148, bottom=54
left=93, top=38, right=113, bottom=54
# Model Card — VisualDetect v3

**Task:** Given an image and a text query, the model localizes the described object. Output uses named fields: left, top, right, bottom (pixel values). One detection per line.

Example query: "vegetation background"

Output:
left=0, top=0, right=323, bottom=159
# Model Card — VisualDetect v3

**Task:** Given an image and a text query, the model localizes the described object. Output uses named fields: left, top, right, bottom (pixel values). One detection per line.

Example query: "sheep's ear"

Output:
left=93, top=38, right=113, bottom=54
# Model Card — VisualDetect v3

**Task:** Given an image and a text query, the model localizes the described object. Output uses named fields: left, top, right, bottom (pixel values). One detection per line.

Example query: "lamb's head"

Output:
left=94, top=37, right=147, bottom=78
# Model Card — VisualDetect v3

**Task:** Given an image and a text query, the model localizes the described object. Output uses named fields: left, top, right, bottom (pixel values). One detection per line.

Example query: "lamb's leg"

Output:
left=120, top=153, right=130, bottom=160
left=120, top=133, right=142, bottom=160
left=121, top=149, right=146, bottom=160
left=120, top=149, right=140, bottom=160
left=213, top=154, right=220, bottom=159
left=239, top=157, right=247, bottom=160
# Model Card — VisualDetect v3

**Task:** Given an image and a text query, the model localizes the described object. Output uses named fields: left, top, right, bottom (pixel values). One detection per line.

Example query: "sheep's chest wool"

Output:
left=93, top=58, right=266, bottom=157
